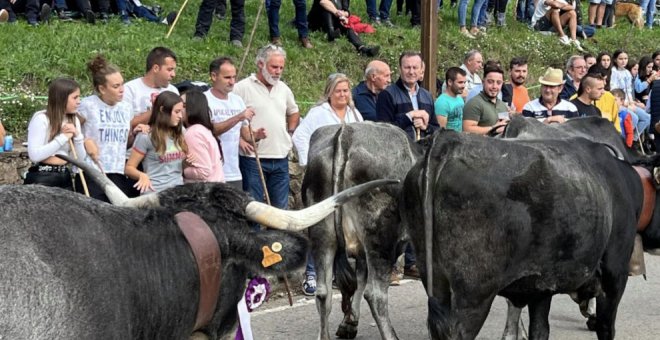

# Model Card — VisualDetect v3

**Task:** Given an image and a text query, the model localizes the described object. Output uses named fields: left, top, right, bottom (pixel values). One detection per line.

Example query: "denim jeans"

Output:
left=633, top=106, right=651, bottom=134
left=379, top=0, right=393, bottom=20
left=305, top=252, right=315, bottom=276
left=366, top=0, right=378, bottom=18
left=640, top=0, right=657, bottom=27
left=472, top=0, right=488, bottom=27
left=239, top=156, right=290, bottom=209
left=458, top=0, right=468, bottom=27
left=266, top=0, right=309, bottom=38
left=516, top=0, right=534, bottom=22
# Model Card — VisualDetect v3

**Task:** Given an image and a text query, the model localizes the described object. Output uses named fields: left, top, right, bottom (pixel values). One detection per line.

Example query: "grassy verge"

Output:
left=0, top=0, right=658, bottom=138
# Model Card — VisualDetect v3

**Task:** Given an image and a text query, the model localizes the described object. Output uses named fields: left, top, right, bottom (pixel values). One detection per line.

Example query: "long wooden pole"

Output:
left=165, top=0, right=191, bottom=38
left=421, top=0, right=438, bottom=297
left=69, top=139, right=90, bottom=197
left=247, top=122, right=293, bottom=306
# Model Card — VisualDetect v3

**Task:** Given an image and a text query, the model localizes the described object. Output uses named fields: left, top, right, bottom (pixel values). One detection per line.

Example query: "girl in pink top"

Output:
left=183, top=90, right=225, bottom=183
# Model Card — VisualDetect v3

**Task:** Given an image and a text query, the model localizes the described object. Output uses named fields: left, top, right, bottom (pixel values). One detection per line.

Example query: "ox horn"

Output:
left=56, top=155, right=160, bottom=208
left=245, top=179, right=399, bottom=231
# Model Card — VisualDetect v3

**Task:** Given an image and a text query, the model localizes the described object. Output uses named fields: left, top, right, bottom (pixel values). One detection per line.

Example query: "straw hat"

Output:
left=538, top=67, right=565, bottom=86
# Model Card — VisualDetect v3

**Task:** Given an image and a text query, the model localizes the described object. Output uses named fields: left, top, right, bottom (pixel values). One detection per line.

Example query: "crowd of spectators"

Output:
left=0, top=0, right=177, bottom=25
left=21, top=44, right=660, bottom=293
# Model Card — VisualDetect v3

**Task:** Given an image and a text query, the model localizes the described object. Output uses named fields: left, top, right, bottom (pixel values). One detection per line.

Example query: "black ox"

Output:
left=401, top=126, right=642, bottom=340
left=0, top=156, right=392, bottom=340
left=302, top=122, right=421, bottom=340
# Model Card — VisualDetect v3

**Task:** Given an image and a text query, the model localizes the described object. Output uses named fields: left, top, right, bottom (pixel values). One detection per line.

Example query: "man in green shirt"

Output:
left=462, top=64, right=511, bottom=135
left=434, top=67, right=467, bottom=132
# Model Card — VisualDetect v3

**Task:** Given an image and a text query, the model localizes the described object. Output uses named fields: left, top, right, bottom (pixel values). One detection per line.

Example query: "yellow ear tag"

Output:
left=262, top=245, right=283, bottom=268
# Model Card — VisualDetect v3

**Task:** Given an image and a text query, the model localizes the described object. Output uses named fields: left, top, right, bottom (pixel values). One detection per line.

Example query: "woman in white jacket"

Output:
left=291, top=72, right=363, bottom=296
left=293, top=73, right=363, bottom=167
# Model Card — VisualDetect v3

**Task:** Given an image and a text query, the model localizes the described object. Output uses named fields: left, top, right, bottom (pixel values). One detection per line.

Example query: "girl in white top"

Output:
left=293, top=73, right=363, bottom=166
left=182, top=90, right=225, bottom=183
left=610, top=49, right=651, bottom=133
left=78, top=55, right=138, bottom=200
left=25, top=78, right=87, bottom=190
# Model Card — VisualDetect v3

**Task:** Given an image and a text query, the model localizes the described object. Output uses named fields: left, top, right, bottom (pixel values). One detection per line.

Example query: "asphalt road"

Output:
left=250, top=254, right=660, bottom=339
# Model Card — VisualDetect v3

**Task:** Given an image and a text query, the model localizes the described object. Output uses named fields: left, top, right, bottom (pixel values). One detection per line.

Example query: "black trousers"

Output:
left=24, top=169, right=73, bottom=190
left=309, top=10, right=364, bottom=49
left=194, top=0, right=245, bottom=40
left=74, top=172, right=140, bottom=202
left=0, top=0, right=39, bottom=22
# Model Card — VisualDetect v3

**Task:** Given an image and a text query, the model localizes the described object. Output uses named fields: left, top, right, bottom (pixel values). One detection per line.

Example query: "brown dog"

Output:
left=614, top=2, right=644, bottom=28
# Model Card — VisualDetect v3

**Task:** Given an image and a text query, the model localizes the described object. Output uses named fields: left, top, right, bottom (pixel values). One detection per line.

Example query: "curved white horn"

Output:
left=57, top=155, right=160, bottom=208
left=246, top=179, right=399, bottom=231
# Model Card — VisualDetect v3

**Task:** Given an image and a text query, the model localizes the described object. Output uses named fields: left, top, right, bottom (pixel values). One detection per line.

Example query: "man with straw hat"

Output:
left=522, top=67, right=579, bottom=124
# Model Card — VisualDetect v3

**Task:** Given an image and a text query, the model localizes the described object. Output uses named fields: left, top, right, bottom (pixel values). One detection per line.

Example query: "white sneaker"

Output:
left=571, top=39, right=584, bottom=52
left=558, top=35, right=570, bottom=45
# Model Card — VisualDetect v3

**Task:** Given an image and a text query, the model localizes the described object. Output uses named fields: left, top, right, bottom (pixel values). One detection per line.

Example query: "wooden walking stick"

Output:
left=69, top=139, right=90, bottom=197
left=237, top=0, right=266, bottom=77
left=247, top=122, right=293, bottom=306
left=165, top=0, right=191, bottom=38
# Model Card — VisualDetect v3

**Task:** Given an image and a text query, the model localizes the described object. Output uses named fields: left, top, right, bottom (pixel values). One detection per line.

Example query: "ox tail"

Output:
left=331, top=124, right=357, bottom=298
left=428, top=296, right=450, bottom=340
left=421, top=134, right=437, bottom=298
left=423, top=134, right=452, bottom=339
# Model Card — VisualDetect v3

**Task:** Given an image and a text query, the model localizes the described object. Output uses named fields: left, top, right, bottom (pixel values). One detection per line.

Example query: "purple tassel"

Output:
left=236, top=276, right=271, bottom=340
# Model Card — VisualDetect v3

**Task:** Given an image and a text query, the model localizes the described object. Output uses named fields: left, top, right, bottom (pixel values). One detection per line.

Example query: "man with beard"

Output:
left=233, top=45, right=300, bottom=213
left=522, top=67, right=579, bottom=123
left=353, top=60, right=392, bottom=121
left=434, top=67, right=467, bottom=132
left=570, top=73, right=605, bottom=117
left=501, top=57, right=531, bottom=114
left=463, top=64, right=511, bottom=135
left=560, top=55, right=588, bottom=100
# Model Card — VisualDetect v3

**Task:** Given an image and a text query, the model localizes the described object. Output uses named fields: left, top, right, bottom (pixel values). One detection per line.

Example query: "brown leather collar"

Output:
left=633, top=166, right=656, bottom=232
left=175, top=212, right=222, bottom=331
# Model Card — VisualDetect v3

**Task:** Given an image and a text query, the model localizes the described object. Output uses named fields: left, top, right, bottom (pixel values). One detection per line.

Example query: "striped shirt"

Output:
left=522, top=97, right=579, bottom=121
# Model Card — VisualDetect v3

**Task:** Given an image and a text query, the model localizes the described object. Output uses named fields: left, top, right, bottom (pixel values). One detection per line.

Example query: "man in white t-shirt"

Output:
left=123, top=46, right=180, bottom=131
left=204, top=57, right=256, bottom=190
left=234, top=45, right=299, bottom=211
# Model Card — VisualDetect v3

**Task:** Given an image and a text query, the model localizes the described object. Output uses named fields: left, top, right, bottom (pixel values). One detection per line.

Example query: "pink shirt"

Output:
left=183, top=124, right=225, bottom=183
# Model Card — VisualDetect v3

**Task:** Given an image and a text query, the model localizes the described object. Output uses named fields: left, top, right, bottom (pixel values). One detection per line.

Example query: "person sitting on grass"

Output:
left=307, top=0, right=380, bottom=56
left=530, top=0, right=583, bottom=51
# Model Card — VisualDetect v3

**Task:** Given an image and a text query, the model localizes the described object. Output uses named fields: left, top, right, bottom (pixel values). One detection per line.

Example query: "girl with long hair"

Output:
left=635, top=56, right=659, bottom=103
left=25, top=77, right=87, bottom=190
left=125, top=91, right=191, bottom=194
left=610, top=50, right=651, bottom=135
left=182, top=90, right=224, bottom=183
left=77, top=55, right=139, bottom=201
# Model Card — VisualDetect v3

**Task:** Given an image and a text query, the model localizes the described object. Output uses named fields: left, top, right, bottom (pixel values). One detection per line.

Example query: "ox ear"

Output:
left=245, top=179, right=399, bottom=231
left=56, top=155, right=160, bottom=208
left=242, top=230, right=309, bottom=274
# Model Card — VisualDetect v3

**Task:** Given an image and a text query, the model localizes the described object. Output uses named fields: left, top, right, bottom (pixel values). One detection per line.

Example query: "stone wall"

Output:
left=0, top=145, right=30, bottom=185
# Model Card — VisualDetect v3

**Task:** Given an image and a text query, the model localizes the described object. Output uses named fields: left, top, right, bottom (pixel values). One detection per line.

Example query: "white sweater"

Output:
left=292, top=102, right=363, bottom=166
